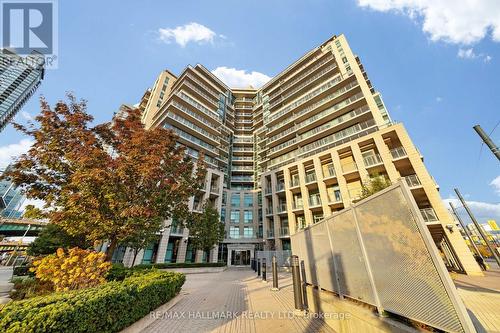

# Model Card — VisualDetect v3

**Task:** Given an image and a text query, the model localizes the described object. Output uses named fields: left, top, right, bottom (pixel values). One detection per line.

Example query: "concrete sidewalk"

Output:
left=140, top=268, right=335, bottom=333
left=452, top=260, right=500, bottom=333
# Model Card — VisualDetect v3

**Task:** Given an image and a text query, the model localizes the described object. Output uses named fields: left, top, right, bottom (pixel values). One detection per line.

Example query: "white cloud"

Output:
left=356, top=0, right=500, bottom=45
left=211, top=67, right=272, bottom=88
left=435, top=96, right=442, bottom=102
left=158, top=22, right=217, bottom=47
left=444, top=197, right=500, bottom=224
left=0, top=138, right=33, bottom=169
left=457, top=48, right=492, bottom=62
left=490, top=176, right=500, bottom=195
left=20, top=111, right=33, bottom=121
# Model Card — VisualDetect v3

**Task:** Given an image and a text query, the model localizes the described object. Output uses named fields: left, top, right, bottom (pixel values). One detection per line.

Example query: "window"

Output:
left=243, top=227, right=254, bottom=238
left=313, top=213, right=324, bottom=224
left=231, top=193, right=240, bottom=207
left=230, top=226, right=240, bottom=239
left=243, top=210, right=253, bottom=223
left=230, top=210, right=240, bottom=223
left=244, top=193, right=253, bottom=207
left=220, top=208, right=226, bottom=222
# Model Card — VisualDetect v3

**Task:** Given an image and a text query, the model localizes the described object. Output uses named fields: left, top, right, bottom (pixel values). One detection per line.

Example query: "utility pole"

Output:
left=473, top=125, right=500, bottom=161
left=454, top=188, right=500, bottom=267
left=449, top=202, right=482, bottom=259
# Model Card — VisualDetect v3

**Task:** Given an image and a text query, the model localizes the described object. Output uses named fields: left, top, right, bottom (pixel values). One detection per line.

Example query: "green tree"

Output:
left=359, top=174, right=392, bottom=199
left=186, top=203, right=224, bottom=262
left=22, top=205, right=47, bottom=219
left=3, top=96, right=206, bottom=261
left=120, top=217, right=162, bottom=266
left=27, top=223, right=91, bottom=256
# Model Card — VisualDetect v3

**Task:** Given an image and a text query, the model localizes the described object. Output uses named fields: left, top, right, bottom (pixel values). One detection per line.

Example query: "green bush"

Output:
left=0, top=271, right=185, bottom=333
left=13, top=265, right=34, bottom=277
left=105, top=263, right=134, bottom=281
left=134, top=262, right=226, bottom=270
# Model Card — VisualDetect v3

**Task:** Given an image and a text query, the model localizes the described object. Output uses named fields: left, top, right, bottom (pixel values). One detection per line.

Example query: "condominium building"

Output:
left=130, top=34, right=481, bottom=275
left=0, top=166, right=26, bottom=218
left=0, top=50, right=45, bottom=132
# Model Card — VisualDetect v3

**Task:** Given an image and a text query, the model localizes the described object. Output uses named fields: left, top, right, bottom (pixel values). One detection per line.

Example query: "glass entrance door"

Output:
left=231, top=250, right=251, bottom=265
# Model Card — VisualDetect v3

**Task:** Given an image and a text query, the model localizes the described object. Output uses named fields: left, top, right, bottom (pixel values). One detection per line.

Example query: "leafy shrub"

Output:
left=31, top=248, right=111, bottom=291
left=105, top=263, right=134, bottom=281
left=0, top=271, right=185, bottom=333
left=13, top=265, right=34, bottom=277
left=9, top=277, right=53, bottom=301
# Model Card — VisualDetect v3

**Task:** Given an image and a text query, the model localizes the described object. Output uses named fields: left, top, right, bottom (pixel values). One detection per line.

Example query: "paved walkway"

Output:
left=452, top=260, right=500, bottom=333
left=142, top=268, right=335, bottom=333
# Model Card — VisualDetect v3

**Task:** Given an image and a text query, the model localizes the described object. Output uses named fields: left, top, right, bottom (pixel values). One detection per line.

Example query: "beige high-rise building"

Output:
left=128, top=34, right=481, bottom=275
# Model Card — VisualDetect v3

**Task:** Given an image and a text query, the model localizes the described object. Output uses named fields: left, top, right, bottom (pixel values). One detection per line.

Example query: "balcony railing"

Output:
left=292, top=201, right=303, bottom=210
left=341, top=161, right=358, bottom=173
left=264, top=187, right=272, bottom=195
left=390, top=146, right=407, bottom=159
left=420, top=208, right=439, bottom=222
left=363, top=154, right=383, bottom=167
left=276, top=203, right=287, bottom=213
left=404, top=174, right=421, bottom=188
left=280, top=226, right=290, bottom=237
left=328, top=193, right=342, bottom=203
left=305, top=172, right=316, bottom=183
left=265, top=207, right=273, bottom=215
left=309, top=195, right=322, bottom=207
left=267, top=229, right=275, bottom=238
left=276, top=182, right=285, bottom=192
left=210, top=185, right=219, bottom=193
left=323, top=164, right=336, bottom=178
left=193, top=203, right=203, bottom=212
left=290, top=178, right=300, bottom=187
left=169, top=226, right=184, bottom=236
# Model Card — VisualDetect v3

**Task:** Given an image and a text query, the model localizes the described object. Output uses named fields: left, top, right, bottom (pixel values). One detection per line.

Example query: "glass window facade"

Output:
left=243, top=227, right=254, bottom=238
left=229, top=226, right=240, bottom=239
left=244, top=193, right=253, bottom=207
left=231, top=193, right=240, bottom=207
left=230, top=210, right=240, bottom=223
left=243, top=210, right=253, bottom=223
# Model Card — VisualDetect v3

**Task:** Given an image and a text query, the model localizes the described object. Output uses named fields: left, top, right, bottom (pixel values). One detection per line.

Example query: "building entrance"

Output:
left=230, top=250, right=250, bottom=266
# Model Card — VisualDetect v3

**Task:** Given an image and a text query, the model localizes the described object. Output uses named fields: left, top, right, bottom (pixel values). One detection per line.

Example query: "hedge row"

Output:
left=0, top=271, right=185, bottom=333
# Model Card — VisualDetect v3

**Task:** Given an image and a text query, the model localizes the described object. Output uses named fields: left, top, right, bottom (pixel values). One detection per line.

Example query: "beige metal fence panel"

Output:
left=326, top=210, right=376, bottom=305
left=290, top=181, right=476, bottom=333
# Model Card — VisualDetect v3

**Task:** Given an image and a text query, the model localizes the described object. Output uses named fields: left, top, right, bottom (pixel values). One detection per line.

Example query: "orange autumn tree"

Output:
left=4, top=95, right=206, bottom=260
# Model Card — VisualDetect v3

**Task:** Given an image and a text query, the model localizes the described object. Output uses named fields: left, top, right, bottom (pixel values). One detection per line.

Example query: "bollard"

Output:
left=291, top=255, right=304, bottom=312
left=271, top=255, right=279, bottom=291
left=257, top=259, right=261, bottom=276
left=300, top=260, right=308, bottom=310
left=251, top=258, right=255, bottom=271
left=262, top=259, right=267, bottom=282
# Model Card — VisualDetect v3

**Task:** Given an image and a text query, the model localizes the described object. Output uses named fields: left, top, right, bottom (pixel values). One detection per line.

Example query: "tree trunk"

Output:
left=132, top=249, right=139, bottom=267
left=105, top=238, right=118, bottom=262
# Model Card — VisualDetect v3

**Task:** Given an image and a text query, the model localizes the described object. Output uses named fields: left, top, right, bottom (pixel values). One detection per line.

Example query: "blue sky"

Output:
left=0, top=0, right=499, bottom=223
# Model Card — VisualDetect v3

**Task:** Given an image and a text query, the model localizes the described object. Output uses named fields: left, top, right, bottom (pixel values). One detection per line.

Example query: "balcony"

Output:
left=342, top=162, right=358, bottom=173
left=267, top=229, right=275, bottom=238
left=276, top=182, right=285, bottom=192
left=305, top=172, right=317, bottom=184
left=265, top=207, right=273, bottom=215
left=323, top=164, right=336, bottom=178
left=390, top=146, right=407, bottom=159
left=420, top=208, right=438, bottom=222
left=264, top=186, right=272, bottom=195
left=309, top=195, right=322, bottom=207
left=193, top=202, right=203, bottom=212
left=276, top=203, right=287, bottom=213
left=292, top=201, right=304, bottom=210
left=279, top=226, right=290, bottom=237
left=404, top=174, right=422, bottom=188
left=290, top=178, right=300, bottom=188
left=363, top=154, right=383, bottom=167
left=210, top=185, right=219, bottom=193
left=169, top=226, right=184, bottom=236
left=328, top=193, right=342, bottom=204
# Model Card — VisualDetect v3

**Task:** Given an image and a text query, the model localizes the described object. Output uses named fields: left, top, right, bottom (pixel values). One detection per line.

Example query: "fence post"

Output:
left=257, top=258, right=261, bottom=277
left=291, top=255, right=304, bottom=314
left=271, top=255, right=279, bottom=291
left=262, top=258, right=267, bottom=282
left=300, top=260, right=308, bottom=310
